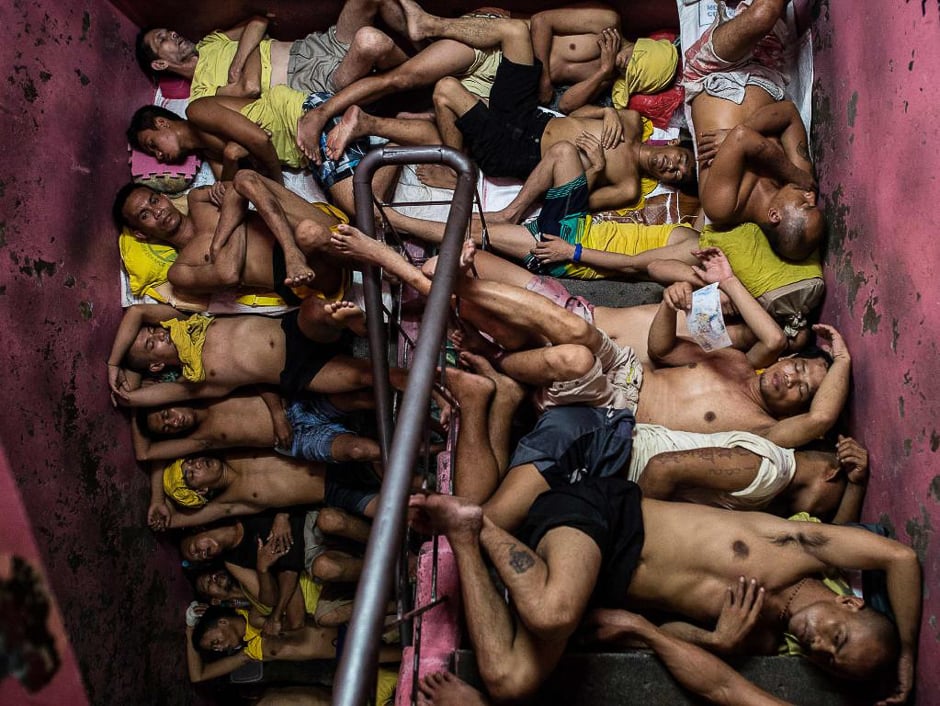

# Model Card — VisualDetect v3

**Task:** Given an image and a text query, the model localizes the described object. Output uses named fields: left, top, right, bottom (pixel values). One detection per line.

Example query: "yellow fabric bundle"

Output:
left=161, top=313, right=214, bottom=382
left=163, top=458, right=206, bottom=507
left=611, top=38, right=678, bottom=109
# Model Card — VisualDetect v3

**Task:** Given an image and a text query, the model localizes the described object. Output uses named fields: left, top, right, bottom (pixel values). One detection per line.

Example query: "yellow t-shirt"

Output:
left=564, top=222, right=678, bottom=279
left=236, top=608, right=265, bottom=661
left=190, top=32, right=273, bottom=102
left=240, top=84, right=308, bottom=168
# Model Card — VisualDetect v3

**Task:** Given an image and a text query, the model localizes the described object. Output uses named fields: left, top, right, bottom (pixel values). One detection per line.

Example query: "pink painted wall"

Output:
left=813, top=1, right=940, bottom=701
left=0, top=1, right=196, bottom=703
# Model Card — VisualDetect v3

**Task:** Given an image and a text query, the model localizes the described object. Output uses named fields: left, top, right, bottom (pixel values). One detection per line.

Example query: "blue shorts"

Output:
left=303, top=92, right=388, bottom=188
left=280, top=395, right=357, bottom=463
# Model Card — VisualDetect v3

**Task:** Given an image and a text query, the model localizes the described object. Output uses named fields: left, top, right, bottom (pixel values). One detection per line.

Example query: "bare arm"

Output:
left=187, top=97, right=284, bottom=183
left=830, top=436, right=869, bottom=524
left=614, top=612, right=791, bottom=705
left=121, top=378, right=232, bottom=409
left=693, top=248, right=787, bottom=368
left=222, top=16, right=268, bottom=90
left=108, top=303, right=184, bottom=371
left=742, top=100, right=815, bottom=181
left=758, top=325, right=850, bottom=448
left=639, top=447, right=762, bottom=500
left=167, top=500, right=264, bottom=529
left=167, top=196, right=248, bottom=296
left=258, top=387, right=293, bottom=450
left=529, top=6, right=620, bottom=105
left=185, top=625, right=250, bottom=682
left=131, top=413, right=218, bottom=462
left=648, top=282, right=711, bottom=365
left=778, top=521, right=920, bottom=704
left=557, top=27, right=621, bottom=114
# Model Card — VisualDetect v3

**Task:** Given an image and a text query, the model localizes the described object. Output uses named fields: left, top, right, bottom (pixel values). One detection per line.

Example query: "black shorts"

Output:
left=455, top=58, right=553, bottom=180
left=517, top=476, right=644, bottom=609
left=279, top=309, right=350, bottom=397
left=509, top=406, right=635, bottom=487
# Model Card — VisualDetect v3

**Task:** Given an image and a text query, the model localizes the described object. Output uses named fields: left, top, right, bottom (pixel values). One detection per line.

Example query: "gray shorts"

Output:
left=288, top=26, right=349, bottom=94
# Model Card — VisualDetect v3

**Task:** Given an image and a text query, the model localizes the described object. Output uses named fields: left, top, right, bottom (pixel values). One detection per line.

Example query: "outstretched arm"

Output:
left=131, top=413, right=217, bottom=461
left=589, top=610, right=790, bottom=705
left=648, top=282, right=711, bottom=366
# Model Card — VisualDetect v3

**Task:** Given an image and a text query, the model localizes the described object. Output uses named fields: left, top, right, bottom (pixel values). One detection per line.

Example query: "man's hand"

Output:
left=531, top=234, right=576, bottom=265
left=272, top=413, right=293, bottom=451
left=185, top=601, right=207, bottom=628
left=576, top=130, right=608, bottom=174
left=261, top=614, right=283, bottom=637
left=256, top=536, right=289, bottom=573
left=206, top=181, right=228, bottom=208
left=662, top=281, right=694, bottom=312
left=148, top=501, right=171, bottom=531
left=598, top=107, right=623, bottom=150
left=266, top=514, right=294, bottom=554
left=597, top=27, right=622, bottom=82
left=711, top=576, right=765, bottom=653
left=837, top=435, right=869, bottom=485
left=876, top=648, right=914, bottom=705
left=107, top=364, right=133, bottom=407
left=696, top=129, right=730, bottom=169
left=812, top=323, right=850, bottom=362
left=691, top=247, right=734, bottom=285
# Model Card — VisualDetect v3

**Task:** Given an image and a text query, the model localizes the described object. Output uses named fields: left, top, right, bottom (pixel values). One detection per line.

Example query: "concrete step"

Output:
left=453, top=650, right=871, bottom=705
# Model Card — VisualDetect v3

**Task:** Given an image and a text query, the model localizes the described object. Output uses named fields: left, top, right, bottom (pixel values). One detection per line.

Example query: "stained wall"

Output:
left=813, top=1, right=940, bottom=701
left=0, top=1, right=195, bottom=703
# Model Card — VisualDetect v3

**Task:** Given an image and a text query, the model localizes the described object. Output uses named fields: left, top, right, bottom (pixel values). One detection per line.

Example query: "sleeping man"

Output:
left=411, top=483, right=919, bottom=704
left=685, top=0, right=823, bottom=260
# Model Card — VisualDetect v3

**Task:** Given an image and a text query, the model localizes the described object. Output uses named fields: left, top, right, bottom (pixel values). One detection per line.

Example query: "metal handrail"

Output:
left=333, top=146, right=477, bottom=706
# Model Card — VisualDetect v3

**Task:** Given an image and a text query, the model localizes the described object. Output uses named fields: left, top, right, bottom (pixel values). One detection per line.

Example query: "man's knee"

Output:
left=740, top=0, right=786, bottom=35
left=481, top=659, right=542, bottom=703
left=349, top=26, right=395, bottom=61
left=500, top=18, right=533, bottom=49
left=316, top=507, right=350, bottom=535
left=296, top=218, right=331, bottom=251
left=545, top=344, right=596, bottom=380
left=523, top=595, right=582, bottom=642
left=311, top=553, right=343, bottom=582
left=231, top=168, right=263, bottom=195
left=545, top=140, right=580, bottom=164
left=432, top=76, right=465, bottom=109
left=330, top=433, right=378, bottom=463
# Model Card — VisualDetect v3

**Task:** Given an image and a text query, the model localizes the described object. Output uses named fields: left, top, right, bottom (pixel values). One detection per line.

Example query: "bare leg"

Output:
left=417, top=672, right=490, bottom=706
left=325, top=106, right=442, bottom=161
left=329, top=432, right=382, bottom=463
left=409, top=494, right=565, bottom=701
left=490, top=140, right=585, bottom=224
left=710, top=0, right=787, bottom=62
left=296, top=39, right=477, bottom=162
left=326, top=163, right=399, bottom=216
left=400, top=0, right=534, bottom=64
left=458, top=352, right=526, bottom=475
left=231, top=170, right=315, bottom=287
left=330, top=223, right=433, bottom=297
left=318, top=506, right=372, bottom=544
left=334, top=0, right=385, bottom=42
left=442, top=368, right=500, bottom=504
left=482, top=463, right=551, bottom=532
left=415, top=164, right=458, bottom=189
left=331, top=27, right=408, bottom=90
left=431, top=76, right=478, bottom=152
left=311, top=550, right=364, bottom=582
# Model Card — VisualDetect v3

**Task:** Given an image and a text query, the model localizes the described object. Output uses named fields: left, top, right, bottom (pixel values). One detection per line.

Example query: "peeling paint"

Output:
left=862, top=293, right=881, bottom=334
left=80, top=11, right=90, bottom=42
left=891, top=318, right=900, bottom=351
left=932, top=430, right=940, bottom=453
left=904, top=438, right=913, bottom=457
left=847, top=91, right=858, bottom=127
left=930, top=476, right=940, bottom=502
left=878, top=513, right=897, bottom=539
left=899, top=396, right=905, bottom=418
left=18, top=256, right=56, bottom=281
left=78, top=301, right=92, bottom=320
left=74, top=68, right=89, bottom=86
left=905, top=505, right=933, bottom=566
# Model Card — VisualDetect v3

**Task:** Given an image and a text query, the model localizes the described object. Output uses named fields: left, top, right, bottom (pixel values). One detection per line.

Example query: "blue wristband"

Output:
left=573, top=244, right=583, bottom=263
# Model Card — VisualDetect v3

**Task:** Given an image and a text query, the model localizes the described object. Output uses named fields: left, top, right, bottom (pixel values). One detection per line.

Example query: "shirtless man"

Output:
left=380, top=138, right=699, bottom=278
left=106, top=303, right=395, bottom=408
left=131, top=390, right=381, bottom=467
left=686, top=0, right=822, bottom=260
left=114, top=170, right=348, bottom=295
left=529, top=5, right=678, bottom=112
left=411, top=484, right=919, bottom=704
left=333, top=2, right=692, bottom=212
left=137, top=2, right=407, bottom=102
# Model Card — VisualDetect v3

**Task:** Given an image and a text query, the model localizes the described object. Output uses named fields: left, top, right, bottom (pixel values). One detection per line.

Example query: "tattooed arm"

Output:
left=638, top=447, right=763, bottom=502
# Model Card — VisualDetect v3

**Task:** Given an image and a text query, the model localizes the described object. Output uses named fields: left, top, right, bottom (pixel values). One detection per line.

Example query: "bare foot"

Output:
left=416, top=164, right=458, bottom=190
left=459, top=352, right=524, bottom=406
left=296, top=108, right=329, bottom=165
left=325, top=105, right=367, bottom=161
left=450, top=324, right=501, bottom=358
left=417, top=671, right=490, bottom=706
left=330, top=223, right=394, bottom=267
left=324, top=300, right=367, bottom=336
left=409, top=493, right=483, bottom=542
left=441, top=367, right=496, bottom=408
left=399, top=0, right=437, bottom=43
left=283, top=249, right=316, bottom=288
left=478, top=205, right=519, bottom=225
left=420, top=239, right=476, bottom=280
